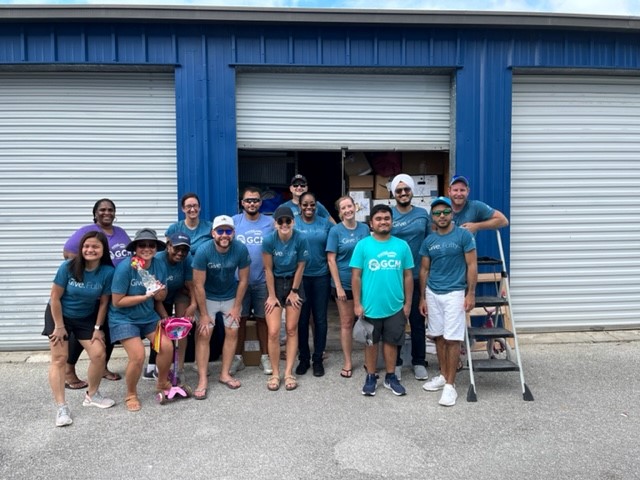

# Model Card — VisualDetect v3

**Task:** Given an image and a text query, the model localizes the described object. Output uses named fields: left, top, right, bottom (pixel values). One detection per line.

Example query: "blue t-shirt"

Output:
left=326, top=222, right=370, bottom=290
left=261, top=230, right=309, bottom=278
left=109, top=258, right=168, bottom=326
left=350, top=235, right=414, bottom=319
left=52, top=260, right=114, bottom=318
left=232, top=213, right=274, bottom=285
left=295, top=216, right=332, bottom=277
left=280, top=199, right=332, bottom=221
left=192, top=240, right=251, bottom=301
left=165, top=220, right=213, bottom=256
left=392, top=205, right=429, bottom=279
left=154, top=250, right=193, bottom=304
left=418, top=226, right=476, bottom=294
left=453, top=200, right=495, bottom=233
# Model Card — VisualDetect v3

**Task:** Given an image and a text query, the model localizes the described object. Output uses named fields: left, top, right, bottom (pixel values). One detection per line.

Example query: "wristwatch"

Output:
left=291, top=288, right=299, bottom=294
left=94, top=325, right=102, bottom=331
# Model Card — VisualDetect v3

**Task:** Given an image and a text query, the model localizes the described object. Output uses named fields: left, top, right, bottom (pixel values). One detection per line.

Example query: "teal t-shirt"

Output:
left=418, top=226, right=476, bottom=294
left=154, top=250, right=193, bottom=304
left=453, top=200, right=495, bottom=234
left=350, top=235, right=414, bottom=319
left=52, top=260, right=114, bottom=318
left=295, top=216, right=332, bottom=277
left=109, top=258, right=168, bottom=326
left=391, top=205, right=429, bottom=279
left=165, top=220, right=213, bottom=256
left=192, top=240, right=251, bottom=301
left=261, top=230, right=309, bottom=278
left=326, top=222, right=370, bottom=290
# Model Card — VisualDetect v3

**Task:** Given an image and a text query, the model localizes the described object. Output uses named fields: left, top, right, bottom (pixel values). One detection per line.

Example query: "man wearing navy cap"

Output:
left=418, top=196, right=477, bottom=406
left=448, top=175, right=508, bottom=234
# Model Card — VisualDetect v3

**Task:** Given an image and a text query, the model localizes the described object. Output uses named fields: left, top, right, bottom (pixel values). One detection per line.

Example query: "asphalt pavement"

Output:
left=1, top=329, right=639, bottom=480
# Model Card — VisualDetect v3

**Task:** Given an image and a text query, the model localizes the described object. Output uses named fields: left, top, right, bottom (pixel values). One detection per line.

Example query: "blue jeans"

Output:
left=397, top=278, right=426, bottom=366
left=298, top=274, right=330, bottom=364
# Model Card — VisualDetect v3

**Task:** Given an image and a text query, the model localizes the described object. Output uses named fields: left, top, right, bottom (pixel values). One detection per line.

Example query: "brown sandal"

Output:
left=267, top=375, right=281, bottom=391
left=124, top=395, right=141, bottom=412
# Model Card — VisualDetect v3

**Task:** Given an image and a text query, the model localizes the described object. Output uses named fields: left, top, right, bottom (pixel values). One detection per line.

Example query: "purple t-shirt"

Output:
left=63, top=224, right=131, bottom=266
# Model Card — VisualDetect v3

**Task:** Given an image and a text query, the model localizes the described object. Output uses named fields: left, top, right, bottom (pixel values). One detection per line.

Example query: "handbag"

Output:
left=352, top=316, right=374, bottom=346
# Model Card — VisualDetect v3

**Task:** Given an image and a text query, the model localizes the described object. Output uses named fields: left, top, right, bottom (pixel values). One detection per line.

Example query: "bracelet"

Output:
left=94, top=325, right=102, bottom=331
left=54, top=326, right=64, bottom=330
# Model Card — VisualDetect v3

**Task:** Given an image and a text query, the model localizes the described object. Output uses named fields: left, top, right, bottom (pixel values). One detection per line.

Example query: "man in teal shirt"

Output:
left=350, top=204, right=414, bottom=397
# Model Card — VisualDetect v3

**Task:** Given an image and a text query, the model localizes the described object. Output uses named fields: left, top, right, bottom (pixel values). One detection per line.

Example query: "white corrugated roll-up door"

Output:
left=0, top=71, right=177, bottom=350
left=236, top=72, right=451, bottom=150
left=510, top=74, right=640, bottom=330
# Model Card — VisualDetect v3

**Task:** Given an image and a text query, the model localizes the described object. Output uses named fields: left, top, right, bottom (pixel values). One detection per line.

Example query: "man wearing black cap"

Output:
left=448, top=175, right=509, bottom=234
left=418, top=197, right=477, bottom=406
left=280, top=174, right=335, bottom=224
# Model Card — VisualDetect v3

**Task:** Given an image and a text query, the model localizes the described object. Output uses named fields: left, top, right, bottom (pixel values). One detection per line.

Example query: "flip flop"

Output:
left=102, top=372, right=122, bottom=381
left=194, top=388, right=208, bottom=400
left=124, top=395, right=141, bottom=412
left=65, top=380, right=88, bottom=390
left=218, top=378, right=241, bottom=390
left=340, top=368, right=353, bottom=379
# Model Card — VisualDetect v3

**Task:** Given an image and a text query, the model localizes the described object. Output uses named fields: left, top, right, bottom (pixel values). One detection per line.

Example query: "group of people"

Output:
left=45, top=172, right=508, bottom=427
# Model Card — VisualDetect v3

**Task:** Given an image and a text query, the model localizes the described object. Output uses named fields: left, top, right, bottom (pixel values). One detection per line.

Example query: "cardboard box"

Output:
left=242, top=320, right=261, bottom=366
left=344, top=152, right=372, bottom=176
left=402, top=151, right=447, bottom=175
left=374, top=175, right=391, bottom=199
left=372, top=198, right=396, bottom=208
left=349, top=190, right=371, bottom=222
left=411, top=175, right=439, bottom=198
left=348, top=175, right=374, bottom=190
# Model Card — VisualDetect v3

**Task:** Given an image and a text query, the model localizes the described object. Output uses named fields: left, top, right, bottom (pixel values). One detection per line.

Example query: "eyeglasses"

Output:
left=137, top=242, right=157, bottom=249
left=301, top=203, right=316, bottom=208
left=184, top=204, right=199, bottom=210
left=431, top=209, right=452, bottom=216
left=215, top=228, right=233, bottom=236
left=172, top=246, right=190, bottom=254
left=242, top=198, right=260, bottom=204
left=292, top=184, right=307, bottom=189
left=395, top=187, right=411, bottom=194
left=277, top=218, right=293, bottom=225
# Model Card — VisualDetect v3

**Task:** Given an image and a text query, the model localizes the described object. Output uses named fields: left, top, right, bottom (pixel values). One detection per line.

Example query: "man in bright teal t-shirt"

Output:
left=350, top=204, right=413, bottom=397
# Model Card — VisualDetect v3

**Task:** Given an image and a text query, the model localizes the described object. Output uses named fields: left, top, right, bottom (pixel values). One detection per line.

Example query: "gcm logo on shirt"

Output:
left=368, top=259, right=401, bottom=271
left=236, top=234, right=263, bottom=245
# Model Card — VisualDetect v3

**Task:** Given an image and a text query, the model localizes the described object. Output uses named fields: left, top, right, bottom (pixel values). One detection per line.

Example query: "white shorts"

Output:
left=426, top=288, right=466, bottom=341
left=196, top=298, right=238, bottom=329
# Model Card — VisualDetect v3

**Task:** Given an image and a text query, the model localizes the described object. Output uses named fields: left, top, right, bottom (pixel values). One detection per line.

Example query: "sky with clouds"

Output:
left=0, top=0, right=638, bottom=16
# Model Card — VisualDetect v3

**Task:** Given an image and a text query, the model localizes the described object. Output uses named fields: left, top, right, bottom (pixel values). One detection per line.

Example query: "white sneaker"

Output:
left=260, top=354, right=273, bottom=375
left=423, top=374, right=446, bottom=392
left=56, top=404, right=73, bottom=427
left=230, top=355, right=246, bottom=375
left=83, top=390, right=116, bottom=409
left=394, top=365, right=402, bottom=381
left=438, top=384, right=458, bottom=407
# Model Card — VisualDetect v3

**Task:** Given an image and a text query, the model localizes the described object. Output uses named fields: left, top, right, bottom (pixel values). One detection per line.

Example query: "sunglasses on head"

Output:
left=215, top=228, right=233, bottom=236
left=137, top=241, right=157, bottom=249
left=277, top=217, right=293, bottom=225
left=431, top=208, right=452, bottom=216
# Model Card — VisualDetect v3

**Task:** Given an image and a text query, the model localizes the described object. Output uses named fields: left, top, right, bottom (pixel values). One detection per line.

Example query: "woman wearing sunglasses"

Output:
left=294, top=192, right=332, bottom=377
left=261, top=206, right=310, bottom=391
left=108, top=228, right=173, bottom=412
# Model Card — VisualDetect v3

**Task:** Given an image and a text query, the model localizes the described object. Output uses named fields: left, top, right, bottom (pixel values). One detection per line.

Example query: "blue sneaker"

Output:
left=384, top=373, right=406, bottom=396
left=362, top=373, right=377, bottom=396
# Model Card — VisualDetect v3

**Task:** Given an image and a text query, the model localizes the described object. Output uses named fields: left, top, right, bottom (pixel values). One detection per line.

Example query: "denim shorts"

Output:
left=109, top=320, right=158, bottom=344
left=366, top=309, right=406, bottom=346
left=274, top=276, right=306, bottom=306
left=241, top=283, right=267, bottom=318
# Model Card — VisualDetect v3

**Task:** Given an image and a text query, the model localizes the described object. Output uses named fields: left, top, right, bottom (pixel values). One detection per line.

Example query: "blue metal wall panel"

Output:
left=2, top=19, right=640, bottom=255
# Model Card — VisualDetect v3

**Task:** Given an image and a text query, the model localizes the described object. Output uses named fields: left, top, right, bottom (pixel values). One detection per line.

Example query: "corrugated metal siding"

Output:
left=510, top=75, right=640, bottom=330
left=0, top=71, right=177, bottom=350
left=236, top=72, right=451, bottom=150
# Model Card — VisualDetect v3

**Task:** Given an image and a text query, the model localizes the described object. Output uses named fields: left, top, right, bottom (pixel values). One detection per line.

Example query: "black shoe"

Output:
left=295, top=361, right=310, bottom=375
left=312, top=362, right=325, bottom=377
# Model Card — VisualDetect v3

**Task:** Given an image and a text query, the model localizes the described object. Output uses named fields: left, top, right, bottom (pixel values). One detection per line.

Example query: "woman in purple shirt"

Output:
left=62, top=198, right=130, bottom=389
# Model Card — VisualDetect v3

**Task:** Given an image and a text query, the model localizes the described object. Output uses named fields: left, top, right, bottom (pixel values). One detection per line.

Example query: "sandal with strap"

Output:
left=124, top=395, right=141, bottom=412
left=284, top=375, right=298, bottom=391
left=267, top=375, right=281, bottom=391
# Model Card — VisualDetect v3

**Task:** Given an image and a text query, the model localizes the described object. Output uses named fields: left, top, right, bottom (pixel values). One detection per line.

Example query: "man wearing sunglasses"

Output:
left=279, top=174, right=336, bottom=224
left=231, top=187, right=274, bottom=376
left=389, top=173, right=430, bottom=382
left=192, top=215, right=251, bottom=398
left=418, top=197, right=477, bottom=406
left=448, top=175, right=508, bottom=234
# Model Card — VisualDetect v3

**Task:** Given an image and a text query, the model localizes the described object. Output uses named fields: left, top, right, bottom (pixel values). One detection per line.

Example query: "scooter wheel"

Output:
left=156, top=391, right=166, bottom=405
left=182, top=384, right=193, bottom=398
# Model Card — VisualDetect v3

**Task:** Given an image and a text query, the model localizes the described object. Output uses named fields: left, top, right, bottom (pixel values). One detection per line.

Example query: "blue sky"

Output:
left=0, top=0, right=638, bottom=16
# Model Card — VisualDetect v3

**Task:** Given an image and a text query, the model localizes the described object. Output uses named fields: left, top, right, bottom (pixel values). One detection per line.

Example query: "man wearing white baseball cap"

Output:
left=192, top=215, right=251, bottom=398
